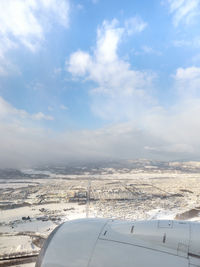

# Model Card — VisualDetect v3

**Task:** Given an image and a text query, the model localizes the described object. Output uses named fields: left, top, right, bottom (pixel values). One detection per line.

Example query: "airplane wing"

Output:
left=36, top=218, right=200, bottom=267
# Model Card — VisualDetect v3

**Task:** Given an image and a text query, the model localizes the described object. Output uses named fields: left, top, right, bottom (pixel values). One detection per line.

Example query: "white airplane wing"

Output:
left=36, top=218, right=200, bottom=267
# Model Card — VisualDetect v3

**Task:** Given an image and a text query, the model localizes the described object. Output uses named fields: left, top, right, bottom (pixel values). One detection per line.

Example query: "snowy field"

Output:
left=1, top=162, right=200, bottom=266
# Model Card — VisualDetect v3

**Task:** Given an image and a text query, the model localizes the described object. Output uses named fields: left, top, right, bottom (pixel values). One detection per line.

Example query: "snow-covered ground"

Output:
left=1, top=166, right=200, bottom=265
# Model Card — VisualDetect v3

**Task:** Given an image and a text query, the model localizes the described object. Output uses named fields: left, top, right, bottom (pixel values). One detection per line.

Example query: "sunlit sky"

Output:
left=1, top=0, right=200, bottom=167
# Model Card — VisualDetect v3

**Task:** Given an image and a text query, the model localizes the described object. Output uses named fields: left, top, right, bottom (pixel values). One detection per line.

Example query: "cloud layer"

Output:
left=1, top=64, right=200, bottom=168
left=167, top=0, right=200, bottom=26
left=1, top=5, right=200, bottom=168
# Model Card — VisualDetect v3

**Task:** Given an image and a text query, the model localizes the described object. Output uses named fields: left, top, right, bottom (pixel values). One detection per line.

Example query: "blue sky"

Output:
left=1, top=0, right=200, bottom=167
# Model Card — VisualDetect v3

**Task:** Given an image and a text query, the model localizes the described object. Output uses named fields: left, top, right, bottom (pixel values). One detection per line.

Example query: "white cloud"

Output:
left=68, top=17, right=147, bottom=76
left=0, top=1, right=43, bottom=44
left=0, top=96, right=54, bottom=122
left=173, top=39, right=191, bottom=47
left=133, top=45, right=162, bottom=56
left=173, top=37, right=200, bottom=47
left=125, top=16, right=147, bottom=36
left=32, top=112, right=54, bottom=121
left=174, top=66, right=200, bottom=97
left=0, top=0, right=70, bottom=74
left=143, top=66, right=200, bottom=156
left=0, top=96, right=27, bottom=119
left=0, top=36, right=19, bottom=75
left=96, top=19, right=124, bottom=63
left=68, top=51, right=92, bottom=76
left=67, top=18, right=153, bottom=121
left=40, top=0, right=70, bottom=28
left=167, top=0, right=200, bottom=26
left=142, top=46, right=155, bottom=54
